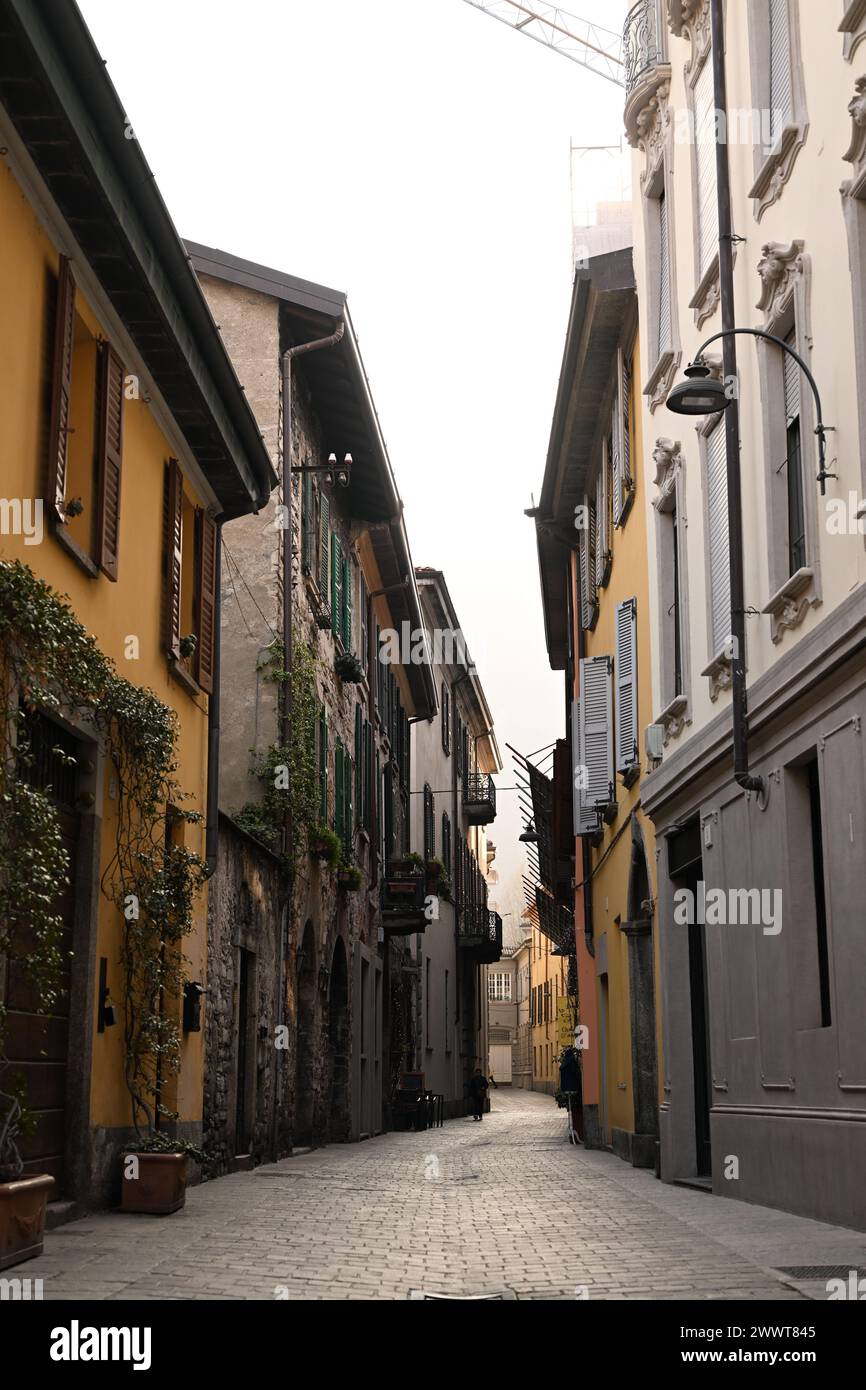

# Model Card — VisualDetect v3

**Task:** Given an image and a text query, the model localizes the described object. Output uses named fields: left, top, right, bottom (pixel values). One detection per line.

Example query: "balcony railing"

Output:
left=463, top=772, right=496, bottom=826
left=458, top=908, right=502, bottom=964
left=623, top=0, right=666, bottom=101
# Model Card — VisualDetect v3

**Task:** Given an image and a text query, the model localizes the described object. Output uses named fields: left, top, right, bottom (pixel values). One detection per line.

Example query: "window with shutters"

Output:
left=578, top=493, right=598, bottom=632
left=160, top=459, right=217, bottom=694
left=755, top=251, right=819, bottom=636
left=615, top=598, right=639, bottom=784
left=423, top=784, right=435, bottom=861
left=594, top=444, right=611, bottom=590
left=746, top=0, right=807, bottom=219
left=46, top=259, right=127, bottom=579
left=642, top=145, right=681, bottom=413
left=441, top=681, right=451, bottom=755
left=577, top=655, right=615, bottom=822
left=701, top=417, right=732, bottom=667
left=612, top=346, right=635, bottom=529
left=442, top=812, right=451, bottom=876
left=693, top=56, right=718, bottom=285
left=654, top=445, right=691, bottom=734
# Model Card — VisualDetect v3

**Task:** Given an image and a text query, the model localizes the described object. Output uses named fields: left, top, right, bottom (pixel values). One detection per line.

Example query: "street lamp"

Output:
left=666, top=328, right=835, bottom=496
left=519, top=820, right=539, bottom=844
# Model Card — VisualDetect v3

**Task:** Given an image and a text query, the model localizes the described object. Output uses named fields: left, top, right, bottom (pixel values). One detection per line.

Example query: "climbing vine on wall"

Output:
left=0, top=559, right=205, bottom=1161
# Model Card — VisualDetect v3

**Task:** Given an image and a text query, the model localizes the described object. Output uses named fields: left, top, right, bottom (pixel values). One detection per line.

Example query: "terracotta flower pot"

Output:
left=121, top=1151, right=188, bottom=1215
left=0, top=1174, right=54, bottom=1270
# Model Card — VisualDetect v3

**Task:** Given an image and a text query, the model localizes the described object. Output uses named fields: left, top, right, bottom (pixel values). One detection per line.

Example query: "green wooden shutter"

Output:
left=331, top=532, right=343, bottom=637
left=344, top=752, right=353, bottom=858
left=354, top=703, right=362, bottom=826
left=318, top=493, right=330, bottom=598
left=318, top=705, right=328, bottom=822
left=342, top=552, right=352, bottom=651
left=335, top=739, right=343, bottom=837
left=302, top=472, right=314, bottom=574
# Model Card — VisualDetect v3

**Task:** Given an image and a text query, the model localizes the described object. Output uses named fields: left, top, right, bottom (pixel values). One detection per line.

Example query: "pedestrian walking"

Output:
left=468, top=1067, right=489, bottom=1121
left=489, top=1070, right=498, bottom=1089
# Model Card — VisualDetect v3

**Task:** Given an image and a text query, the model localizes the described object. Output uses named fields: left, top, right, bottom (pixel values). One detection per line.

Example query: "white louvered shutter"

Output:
left=615, top=598, right=638, bottom=773
left=595, top=461, right=608, bottom=585
left=706, top=419, right=731, bottom=655
left=572, top=698, right=598, bottom=836
left=620, top=348, right=632, bottom=504
left=695, top=56, right=718, bottom=278
left=657, top=191, right=671, bottom=360
left=579, top=655, right=614, bottom=811
left=578, top=495, right=596, bottom=629
left=768, top=0, right=792, bottom=147
left=611, top=389, right=623, bottom=527
left=783, top=330, right=800, bottom=425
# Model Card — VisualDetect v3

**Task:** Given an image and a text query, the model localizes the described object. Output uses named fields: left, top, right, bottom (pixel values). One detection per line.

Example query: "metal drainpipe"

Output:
left=205, top=520, right=224, bottom=875
left=710, top=0, right=763, bottom=795
left=275, top=321, right=344, bottom=1158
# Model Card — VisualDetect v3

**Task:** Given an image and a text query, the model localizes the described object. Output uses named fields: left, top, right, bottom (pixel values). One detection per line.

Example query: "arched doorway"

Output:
left=294, top=921, right=317, bottom=1147
left=327, top=937, right=350, bottom=1143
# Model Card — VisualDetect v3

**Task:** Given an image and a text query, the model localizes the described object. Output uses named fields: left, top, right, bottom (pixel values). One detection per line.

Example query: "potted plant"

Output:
left=337, top=863, right=364, bottom=892
left=308, top=823, right=341, bottom=867
left=0, top=1086, right=54, bottom=1270
left=425, top=856, right=445, bottom=886
left=335, top=651, right=364, bottom=683
left=120, top=1133, right=205, bottom=1215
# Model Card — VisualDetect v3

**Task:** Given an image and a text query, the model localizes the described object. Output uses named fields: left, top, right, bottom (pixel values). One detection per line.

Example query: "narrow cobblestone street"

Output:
left=27, top=1091, right=866, bottom=1302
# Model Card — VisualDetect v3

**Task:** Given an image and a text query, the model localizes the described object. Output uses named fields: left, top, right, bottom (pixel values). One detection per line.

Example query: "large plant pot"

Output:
left=121, top=1152, right=188, bottom=1215
left=0, top=1174, right=54, bottom=1270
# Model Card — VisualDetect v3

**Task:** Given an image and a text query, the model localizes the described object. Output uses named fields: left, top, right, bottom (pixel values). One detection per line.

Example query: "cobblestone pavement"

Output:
left=27, top=1089, right=866, bottom=1301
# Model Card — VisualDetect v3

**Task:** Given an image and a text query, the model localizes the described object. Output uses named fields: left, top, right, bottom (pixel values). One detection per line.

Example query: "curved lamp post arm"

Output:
left=693, top=327, right=836, bottom=494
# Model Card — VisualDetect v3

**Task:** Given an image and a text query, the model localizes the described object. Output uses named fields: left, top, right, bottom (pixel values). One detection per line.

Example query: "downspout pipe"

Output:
left=205, top=520, right=224, bottom=875
left=710, top=0, right=764, bottom=796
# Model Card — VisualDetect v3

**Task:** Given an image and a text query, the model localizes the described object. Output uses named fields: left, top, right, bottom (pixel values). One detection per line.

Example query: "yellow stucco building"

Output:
left=0, top=0, right=273, bottom=1207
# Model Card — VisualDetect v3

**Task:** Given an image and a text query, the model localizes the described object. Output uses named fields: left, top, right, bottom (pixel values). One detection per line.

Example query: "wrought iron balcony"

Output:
left=381, top=857, right=429, bottom=935
left=458, top=908, right=502, bottom=965
left=623, top=0, right=666, bottom=100
left=462, top=772, right=496, bottom=826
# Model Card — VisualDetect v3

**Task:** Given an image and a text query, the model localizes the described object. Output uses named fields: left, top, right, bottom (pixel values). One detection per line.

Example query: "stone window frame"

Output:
left=696, top=397, right=733, bottom=703
left=840, top=1, right=866, bottom=62
left=685, top=33, right=722, bottom=330
left=842, top=73, right=866, bottom=531
left=746, top=0, right=809, bottom=222
left=651, top=438, right=692, bottom=743
left=640, top=102, right=683, bottom=414
left=754, top=239, right=822, bottom=643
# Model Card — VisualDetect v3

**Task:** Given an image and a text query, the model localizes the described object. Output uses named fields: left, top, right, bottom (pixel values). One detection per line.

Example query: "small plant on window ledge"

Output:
left=308, top=822, right=341, bottom=867
left=179, top=633, right=197, bottom=661
left=337, top=863, right=364, bottom=891
left=425, top=856, right=445, bottom=882
left=64, top=497, right=84, bottom=518
left=335, top=651, right=364, bottom=683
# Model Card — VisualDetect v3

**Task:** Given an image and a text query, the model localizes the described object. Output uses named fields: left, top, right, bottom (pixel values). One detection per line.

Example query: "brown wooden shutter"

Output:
left=95, top=343, right=125, bottom=580
left=47, top=256, right=76, bottom=521
left=195, top=510, right=218, bottom=694
left=161, top=459, right=183, bottom=659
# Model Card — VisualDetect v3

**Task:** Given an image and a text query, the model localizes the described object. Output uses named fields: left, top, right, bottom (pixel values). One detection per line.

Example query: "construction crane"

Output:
left=461, top=0, right=624, bottom=87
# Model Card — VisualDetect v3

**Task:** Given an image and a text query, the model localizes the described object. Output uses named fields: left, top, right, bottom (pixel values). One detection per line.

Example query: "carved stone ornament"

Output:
left=666, top=0, right=710, bottom=75
left=656, top=693, right=690, bottom=743
left=701, top=651, right=732, bottom=702
left=840, top=1, right=866, bottom=64
left=762, top=566, right=819, bottom=645
left=634, top=79, right=672, bottom=187
left=756, top=240, right=805, bottom=326
left=844, top=76, right=866, bottom=177
left=644, top=349, right=681, bottom=414
left=651, top=437, right=683, bottom=508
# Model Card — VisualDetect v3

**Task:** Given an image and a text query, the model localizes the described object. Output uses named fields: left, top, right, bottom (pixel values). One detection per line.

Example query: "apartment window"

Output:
left=594, top=438, right=612, bottom=589
left=783, top=332, right=806, bottom=574
left=441, top=812, right=451, bottom=876
left=693, top=55, right=718, bottom=286
left=330, top=534, right=353, bottom=650
left=578, top=492, right=598, bottom=632
left=334, top=739, right=353, bottom=859
left=300, top=475, right=331, bottom=616
left=543, top=981, right=550, bottom=1023
left=612, top=347, right=634, bottom=528
left=425, top=957, right=431, bottom=1050
left=441, top=681, right=451, bottom=755
left=701, top=417, right=731, bottom=663
left=423, top=783, right=435, bottom=860
left=46, top=257, right=127, bottom=580
left=161, top=459, right=218, bottom=693
left=653, top=441, right=690, bottom=732
left=642, top=154, right=681, bottom=411
left=575, top=655, right=614, bottom=826
left=488, top=972, right=512, bottom=1002
left=614, top=597, right=639, bottom=779
left=746, top=0, right=807, bottom=218
left=657, top=189, right=671, bottom=361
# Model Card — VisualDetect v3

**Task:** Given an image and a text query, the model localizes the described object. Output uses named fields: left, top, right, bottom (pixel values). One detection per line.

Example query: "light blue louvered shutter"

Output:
left=595, top=462, right=607, bottom=585
left=768, top=0, right=792, bottom=147
left=572, top=697, right=598, bottom=836
left=579, top=655, right=614, bottom=811
left=619, top=348, right=632, bottom=502
left=611, top=386, right=624, bottom=527
left=615, top=598, right=638, bottom=773
left=657, top=190, right=670, bottom=361
left=706, top=419, right=731, bottom=655
left=695, top=55, right=718, bottom=278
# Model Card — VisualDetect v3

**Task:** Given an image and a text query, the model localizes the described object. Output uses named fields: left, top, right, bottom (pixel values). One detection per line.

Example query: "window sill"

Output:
left=644, top=348, right=681, bottom=414
left=618, top=763, right=640, bottom=790
left=701, top=651, right=733, bottom=703
left=762, top=566, right=818, bottom=644
left=51, top=519, right=99, bottom=579
left=169, top=656, right=204, bottom=699
left=689, top=252, right=721, bottom=331
left=841, top=0, right=866, bottom=62
left=748, top=122, right=808, bottom=222
left=656, top=693, right=690, bottom=744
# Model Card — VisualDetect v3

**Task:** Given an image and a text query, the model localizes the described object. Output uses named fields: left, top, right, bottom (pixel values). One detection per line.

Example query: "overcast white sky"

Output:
left=79, top=0, right=628, bottom=908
